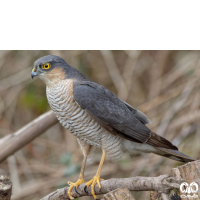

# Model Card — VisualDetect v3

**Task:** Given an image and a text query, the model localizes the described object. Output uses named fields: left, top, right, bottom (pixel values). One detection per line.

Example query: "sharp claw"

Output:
left=84, top=185, right=88, bottom=194
left=74, top=186, right=81, bottom=195
left=85, top=176, right=103, bottom=199
left=67, top=179, right=85, bottom=199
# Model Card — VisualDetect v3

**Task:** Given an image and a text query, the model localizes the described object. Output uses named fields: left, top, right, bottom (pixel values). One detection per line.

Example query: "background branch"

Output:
left=0, top=110, right=58, bottom=163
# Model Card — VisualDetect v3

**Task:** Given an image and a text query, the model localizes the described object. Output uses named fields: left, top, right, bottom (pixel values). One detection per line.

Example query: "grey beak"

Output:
left=31, top=71, right=38, bottom=79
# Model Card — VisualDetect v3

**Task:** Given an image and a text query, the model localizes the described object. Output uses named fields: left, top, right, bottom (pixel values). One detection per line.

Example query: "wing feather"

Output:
left=73, top=81, right=177, bottom=150
left=122, top=101, right=151, bottom=125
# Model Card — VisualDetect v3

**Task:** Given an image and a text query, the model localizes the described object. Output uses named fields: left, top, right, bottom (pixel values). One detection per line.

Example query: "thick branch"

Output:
left=40, top=174, right=184, bottom=200
left=0, top=110, right=58, bottom=163
left=100, top=187, right=135, bottom=200
left=171, top=160, right=200, bottom=199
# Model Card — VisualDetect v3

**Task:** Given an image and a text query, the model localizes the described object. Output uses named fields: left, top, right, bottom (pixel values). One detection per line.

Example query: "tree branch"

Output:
left=171, top=160, right=200, bottom=199
left=100, top=187, right=135, bottom=200
left=40, top=174, right=184, bottom=200
left=0, top=110, right=58, bottom=163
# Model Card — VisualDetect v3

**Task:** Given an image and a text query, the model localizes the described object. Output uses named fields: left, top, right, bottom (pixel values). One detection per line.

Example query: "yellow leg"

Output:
left=86, top=149, right=106, bottom=199
left=68, top=145, right=90, bottom=199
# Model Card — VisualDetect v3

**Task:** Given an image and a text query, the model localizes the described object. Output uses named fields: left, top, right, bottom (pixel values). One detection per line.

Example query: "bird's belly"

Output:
left=47, top=84, right=123, bottom=160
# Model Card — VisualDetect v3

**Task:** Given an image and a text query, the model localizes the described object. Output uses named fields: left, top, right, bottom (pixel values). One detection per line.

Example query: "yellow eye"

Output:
left=42, top=63, right=51, bottom=69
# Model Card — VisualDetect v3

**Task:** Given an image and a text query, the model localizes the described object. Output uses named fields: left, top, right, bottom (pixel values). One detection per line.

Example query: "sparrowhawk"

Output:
left=31, top=55, right=195, bottom=199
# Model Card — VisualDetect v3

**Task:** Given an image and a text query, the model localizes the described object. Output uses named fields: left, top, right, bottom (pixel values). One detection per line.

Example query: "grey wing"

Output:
left=122, top=101, right=151, bottom=125
left=73, top=81, right=151, bottom=144
left=73, top=81, right=178, bottom=151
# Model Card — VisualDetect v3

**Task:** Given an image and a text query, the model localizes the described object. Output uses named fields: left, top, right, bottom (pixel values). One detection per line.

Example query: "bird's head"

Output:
left=32, top=55, right=88, bottom=86
left=31, top=55, right=74, bottom=85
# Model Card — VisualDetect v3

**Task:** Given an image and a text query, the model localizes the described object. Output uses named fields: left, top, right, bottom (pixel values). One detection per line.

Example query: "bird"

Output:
left=31, top=55, right=195, bottom=199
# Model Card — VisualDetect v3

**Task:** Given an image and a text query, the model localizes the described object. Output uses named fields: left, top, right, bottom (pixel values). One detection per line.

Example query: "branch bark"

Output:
left=171, top=160, right=200, bottom=200
left=40, top=174, right=184, bottom=200
left=0, top=110, right=58, bottom=163
left=100, top=187, right=135, bottom=200
left=0, top=175, right=12, bottom=200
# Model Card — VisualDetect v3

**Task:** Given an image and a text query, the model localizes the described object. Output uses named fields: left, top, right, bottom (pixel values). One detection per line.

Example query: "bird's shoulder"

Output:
left=73, top=80, right=124, bottom=108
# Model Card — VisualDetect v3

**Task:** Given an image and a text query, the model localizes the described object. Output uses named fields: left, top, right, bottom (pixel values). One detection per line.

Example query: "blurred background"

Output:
left=0, top=50, right=199, bottom=200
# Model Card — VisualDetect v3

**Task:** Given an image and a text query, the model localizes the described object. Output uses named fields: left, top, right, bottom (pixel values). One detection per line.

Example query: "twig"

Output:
left=158, top=52, right=200, bottom=90
left=0, top=68, right=32, bottom=92
left=0, top=85, right=25, bottom=115
left=7, top=155, right=21, bottom=193
left=15, top=151, right=36, bottom=182
left=40, top=174, right=184, bottom=200
left=0, top=110, right=58, bottom=163
left=100, top=50, right=128, bottom=101
left=168, top=109, right=200, bottom=132
left=148, top=50, right=170, bottom=99
left=122, top=50, right=141, bottom=101
left=156, top=79, right=196, bottom=136
left=139, top=80, right=200, bottom=113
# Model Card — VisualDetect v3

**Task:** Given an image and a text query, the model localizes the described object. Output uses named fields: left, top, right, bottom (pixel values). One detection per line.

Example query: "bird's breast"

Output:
left=46, top=80, right=103, bottom=147
left=46, top=79, right=123, bottom=160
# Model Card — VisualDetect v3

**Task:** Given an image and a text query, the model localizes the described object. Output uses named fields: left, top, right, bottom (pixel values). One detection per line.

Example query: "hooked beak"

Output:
left=31, top=67, right=38, bottom=79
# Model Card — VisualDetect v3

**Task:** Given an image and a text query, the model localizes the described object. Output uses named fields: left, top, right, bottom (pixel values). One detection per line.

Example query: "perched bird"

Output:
left=31, top=55, right=195, bottom=199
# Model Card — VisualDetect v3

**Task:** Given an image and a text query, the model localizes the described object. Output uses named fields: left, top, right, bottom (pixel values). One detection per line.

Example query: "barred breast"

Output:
left=46, top=79, right=123, bottom=160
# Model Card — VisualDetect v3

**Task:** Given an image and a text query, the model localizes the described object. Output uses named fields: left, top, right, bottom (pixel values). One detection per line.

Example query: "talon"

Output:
left=84, top=185, right=88, bottom=194
left=74, top=186, right=81, bottom=195
left=67, top=179, right=85, bottom=199
left=86, top=175, right=104, bottom=199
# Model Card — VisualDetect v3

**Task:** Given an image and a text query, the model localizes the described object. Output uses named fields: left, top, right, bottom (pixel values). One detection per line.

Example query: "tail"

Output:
left=146, top=132, right=195, bottom=163
left=155, top=147, right=196, bottom=163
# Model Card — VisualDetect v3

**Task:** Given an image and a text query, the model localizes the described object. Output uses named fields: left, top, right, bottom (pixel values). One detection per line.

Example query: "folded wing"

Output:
left=73, top=81, right=195, bottom=163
